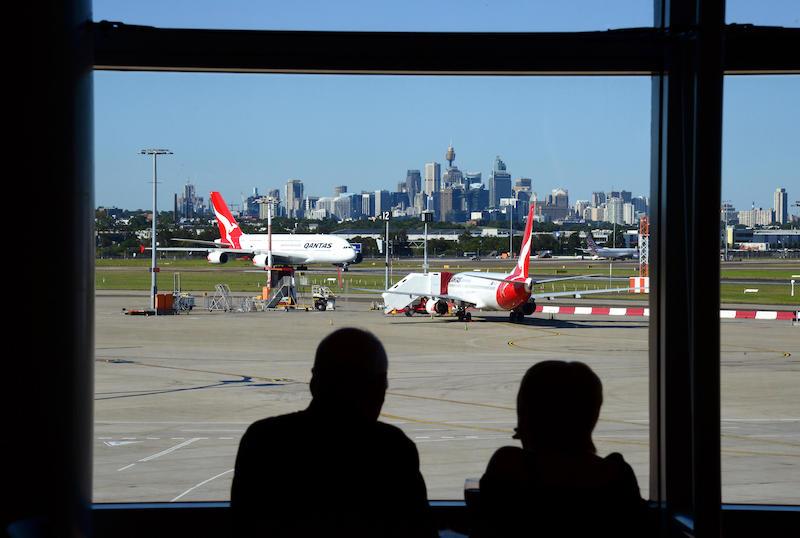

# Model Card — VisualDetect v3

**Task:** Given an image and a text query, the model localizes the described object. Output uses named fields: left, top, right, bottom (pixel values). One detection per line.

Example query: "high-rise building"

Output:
left=465, top=172, right=482, bottom=190
left=623, top=203, right=636, bottom=225
left=467, top=186, right=489, bottom=213
left=774, top=187, right=788, bottom=224
left=620, top=190, right=632, bottom=203
left=405, top=170, right=421, bottom=204
left=375, top=190, right=392, bottom=216
left=424, top=162, right=441, bottom=195
left=439, top=188, right=454, bottom=222
left=720, top=202, right=738, bottom=225
left=606, top=197, right=625, bottom=225
left=591, top=192, right=606, bottom=207
left=334, top=185, right=348, bottom=197
left=574, top=200, right=590, bottom=218
left=632, top=196, right=649, bottom=215
left=443, top=166, right=464, bottom=189
left=738, top=207, right=773, bottom=227
left=489, top=156, right=511, bottom=208
left=513, top=177, right=532, bottom=197
left=285, top=179, right=304, bottom=218
left=548, top=188, right=569, bottom=208
left=304, top=196, right=319, bottom=213
left=361, top=192, right=375, bottom=217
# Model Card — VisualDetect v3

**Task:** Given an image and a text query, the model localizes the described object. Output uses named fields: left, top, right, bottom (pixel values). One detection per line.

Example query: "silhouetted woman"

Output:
left=475, top=360, right=647, bottom=537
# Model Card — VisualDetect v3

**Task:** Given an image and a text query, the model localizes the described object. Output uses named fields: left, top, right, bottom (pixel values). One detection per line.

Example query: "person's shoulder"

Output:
left=375, top=420, right=415, bottom=446
left=243, top=411, right=307, bottom=440
left=485, top=446, right=526, bottom=479
left=603, top=452, right=635, bottom=474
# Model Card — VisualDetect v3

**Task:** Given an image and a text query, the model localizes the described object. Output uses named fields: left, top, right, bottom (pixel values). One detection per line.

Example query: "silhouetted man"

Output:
left=475, top=360, right=647, bottom=537
left=231, top=328, right=436, bottom=537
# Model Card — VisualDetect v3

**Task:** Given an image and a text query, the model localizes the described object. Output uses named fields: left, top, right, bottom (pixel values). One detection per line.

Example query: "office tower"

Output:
left=720, top=202, right=737, bottom=225
left=375, top=190, right=392, bottom=216
left=607, top=190, right=621, bottom=201
left=424, top=162, right=441, bottom=195
left=304, top=196, right=319, bottom=213
left=397, top=181, right=407, bottom=193
left=633, top=195, right=649, bottom=215
left=620, top=190, right=632, bottom=203
left=774, top=187, right=788, bottom=224
left=334, top=185, right=348, bottom=196
left=361, top=192, right=375, bottom=217
left=513, top=177, right=532, bottom=197
left=738, top=207, right=773, bottom=227
left=267, top=189, right=281, bottom=203
left=465, top=172, right=482, bottom=190
left=414, top=192, right=425, bottom=214
left=623, top=203, right=636, bottom=225
left=442, top=166, right=464, bottom=189
left=177, top=181, right=197, bottom=219
left=549, top=188, right=569, bottom=208
left=405, top=170, right=422, bottom=204
left=489, top=156, right=511, bottom=208
left=439, top=188, right=454, bottom=222
left=591, top=192, right=606, bottom=207
left=392, top=191, right=408, bottom=209
left=574, top=200, right=590, bottom=218
left=467, top=185, right=489, bottom=213
left=285, top=179, right=304, bottom=218
left=607, top=197, right=625, bottom=225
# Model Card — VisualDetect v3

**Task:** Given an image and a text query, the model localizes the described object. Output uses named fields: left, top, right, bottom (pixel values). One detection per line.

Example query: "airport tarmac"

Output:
left=94, top=292, right=799, bottom=504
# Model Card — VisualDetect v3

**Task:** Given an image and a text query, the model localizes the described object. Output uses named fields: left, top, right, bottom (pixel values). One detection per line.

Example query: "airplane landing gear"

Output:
left=510, top=311, right=525, bottom=323
left=456, top=309, right=472, bottom=322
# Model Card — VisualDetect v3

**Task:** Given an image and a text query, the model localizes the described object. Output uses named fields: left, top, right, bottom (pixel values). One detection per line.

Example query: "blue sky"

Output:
left=93, top=2, right=799, bottom=214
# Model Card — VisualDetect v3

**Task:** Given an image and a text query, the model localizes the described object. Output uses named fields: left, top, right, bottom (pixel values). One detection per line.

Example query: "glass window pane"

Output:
left=94, top=72, right=652, bottom=501
left=727, top=0, right=800, bottom=28
left=92, top=0, right=653, bottom=32
left=721, top=75, right=800, bottom=504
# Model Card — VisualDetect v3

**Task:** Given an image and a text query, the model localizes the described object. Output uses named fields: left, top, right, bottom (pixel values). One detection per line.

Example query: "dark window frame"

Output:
left=27, top=0, right=799, bottom=536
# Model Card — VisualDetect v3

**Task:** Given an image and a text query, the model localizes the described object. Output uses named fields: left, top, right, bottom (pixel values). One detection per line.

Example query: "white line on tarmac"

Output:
left=171, top=469, right=234, bottom=502
left=137, top=438, right=201, bottom=463
left=117, top=464, right=136, bottom=472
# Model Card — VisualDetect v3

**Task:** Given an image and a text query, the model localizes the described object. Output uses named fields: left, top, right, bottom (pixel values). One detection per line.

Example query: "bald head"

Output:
left=309, top=328, right=388, bottom=422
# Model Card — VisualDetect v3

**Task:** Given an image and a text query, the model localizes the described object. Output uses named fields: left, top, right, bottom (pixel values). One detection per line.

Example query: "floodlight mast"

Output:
left=140, top=149, right=173, bottom=312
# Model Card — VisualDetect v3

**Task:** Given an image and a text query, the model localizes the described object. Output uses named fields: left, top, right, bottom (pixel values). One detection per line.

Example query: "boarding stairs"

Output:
left=206, top=283, right=234, bottom=312
left=265, top=276, right=298, bottom=309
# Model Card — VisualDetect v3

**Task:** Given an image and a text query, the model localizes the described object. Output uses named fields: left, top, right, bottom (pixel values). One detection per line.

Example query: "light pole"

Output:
left=422, top=210, right=433, bottom=274
left=141, top=148, right=172, bottom=312
left=509, top=203, right=513, bottom=257
left=382, top=211, right=391, bottom=290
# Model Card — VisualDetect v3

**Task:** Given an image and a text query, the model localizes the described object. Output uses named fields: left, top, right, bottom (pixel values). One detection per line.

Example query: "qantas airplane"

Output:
left=582, top=232, right=639, bottom=260
left=382, top=205, right=635, bottom=322
left=156, top=192, right=361, bottom=269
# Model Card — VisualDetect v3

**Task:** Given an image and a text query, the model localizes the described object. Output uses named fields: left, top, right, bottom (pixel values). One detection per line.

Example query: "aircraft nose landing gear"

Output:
left=456, top=308, right=472, bottom=322
left=510, top=311, right=525, bottom=323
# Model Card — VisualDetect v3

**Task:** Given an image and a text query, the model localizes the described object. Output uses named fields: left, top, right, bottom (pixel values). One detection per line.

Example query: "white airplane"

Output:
left=156, top=192, right=361, bottom=269
left=382, top=205, right=636, bottom=322
left=583, top=232, right=639, bottom=260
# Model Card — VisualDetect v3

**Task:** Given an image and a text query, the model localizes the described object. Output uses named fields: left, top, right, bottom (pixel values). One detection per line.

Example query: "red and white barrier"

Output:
left=535, top=305, right=798, bottom=321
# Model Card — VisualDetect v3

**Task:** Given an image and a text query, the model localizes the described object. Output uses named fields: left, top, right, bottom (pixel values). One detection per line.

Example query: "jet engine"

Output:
left=521, top=301, right=536, bottom=315
left=425, top=298, right=449, bottom=315
left=207, top=251, right=229, bottom=264
left=252, top=254, right=269, bottom=267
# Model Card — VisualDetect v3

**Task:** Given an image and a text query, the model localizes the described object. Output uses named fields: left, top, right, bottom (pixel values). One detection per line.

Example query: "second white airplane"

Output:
left=383, top=205, right=636, bottom=322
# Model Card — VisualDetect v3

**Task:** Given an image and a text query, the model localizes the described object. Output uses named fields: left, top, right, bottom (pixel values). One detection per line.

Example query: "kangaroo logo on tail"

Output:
left=210, top=192, right=243, bottom=249
left=586, top=232, right=600, bottom=254
left=509, top=203, right=536, bottom=281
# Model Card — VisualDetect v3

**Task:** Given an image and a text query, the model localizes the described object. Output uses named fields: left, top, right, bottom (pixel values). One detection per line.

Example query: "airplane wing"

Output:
left=170, top=238, right=230, bottom=247
left=143, top=246, right=255, bottom=255
left=530, top=286, right=641, bottom=300
left=467, top=274, right=601, bottom=285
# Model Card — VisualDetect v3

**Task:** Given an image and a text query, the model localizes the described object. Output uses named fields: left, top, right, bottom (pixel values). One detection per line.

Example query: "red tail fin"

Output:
left=509, top=203, right=535, bottom=280
left=210, top=192, right=243, bottom=248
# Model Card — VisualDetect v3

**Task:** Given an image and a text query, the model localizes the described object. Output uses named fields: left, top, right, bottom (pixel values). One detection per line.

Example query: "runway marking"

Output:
left=171, top=469, right=234, bottom=502
left=136, top=438, right=201, bottom=465
left=117, top=464, right=136, bottom=472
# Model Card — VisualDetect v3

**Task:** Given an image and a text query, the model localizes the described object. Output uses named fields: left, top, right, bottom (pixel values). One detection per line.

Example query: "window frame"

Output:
left=42, top=0, right=800, bottom=535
